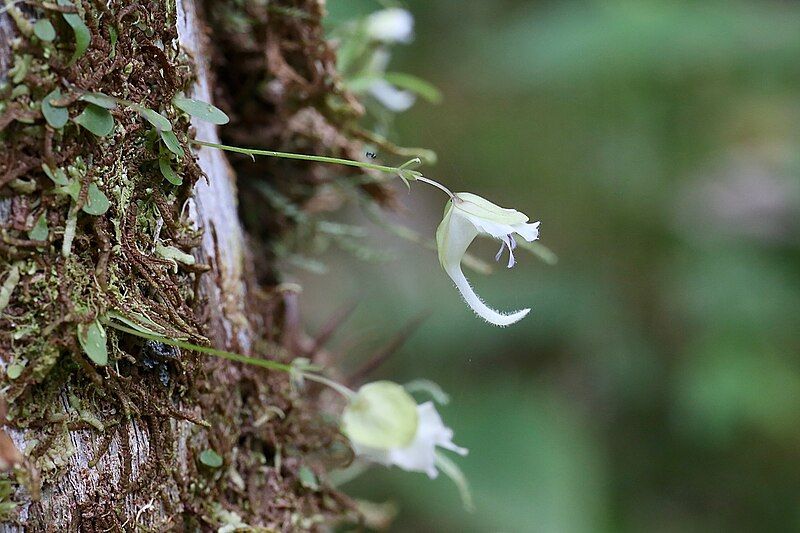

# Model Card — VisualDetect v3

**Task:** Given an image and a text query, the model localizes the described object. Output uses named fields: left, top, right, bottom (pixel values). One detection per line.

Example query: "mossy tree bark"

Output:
left=0, top=0, right=360, bottom=529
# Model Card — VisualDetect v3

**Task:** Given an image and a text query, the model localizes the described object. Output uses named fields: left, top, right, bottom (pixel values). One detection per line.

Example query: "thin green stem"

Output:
left=192, top=139, right=462, bottom=201
left=416, top=176, right=455, bottom=199
left=108, top=322, right=356, bottom=399
left=107, top=322, right=293, bottom=373
left=303, top=373, right=355, bottom=399
left=192, top=140, right=401, bottom=175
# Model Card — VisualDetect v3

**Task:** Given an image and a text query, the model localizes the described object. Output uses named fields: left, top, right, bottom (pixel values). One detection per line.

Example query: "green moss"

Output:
left=1, top=0, right=360, bottom=527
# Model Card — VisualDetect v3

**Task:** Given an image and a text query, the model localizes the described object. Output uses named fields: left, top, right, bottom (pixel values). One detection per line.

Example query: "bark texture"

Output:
left=0, top=0, right=358, bottom=529
left=0, top=1, right=252, bottom=528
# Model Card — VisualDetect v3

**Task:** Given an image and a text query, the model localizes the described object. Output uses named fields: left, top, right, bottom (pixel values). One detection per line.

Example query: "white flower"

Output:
left=368, top=79, right=416, bottom=112
left=362, top=49, right=416, bottom=112
left=365, top=8, right=414, bottom=44
left=343, top=382, right=467, bottom=479
left=342, top=381, right=419, bottom=449
left=436, top=192, right=540, bottom=326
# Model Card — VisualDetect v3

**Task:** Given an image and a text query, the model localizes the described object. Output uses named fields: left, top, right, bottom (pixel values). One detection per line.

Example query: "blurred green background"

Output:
left=304, top=1, right=800, bottom=531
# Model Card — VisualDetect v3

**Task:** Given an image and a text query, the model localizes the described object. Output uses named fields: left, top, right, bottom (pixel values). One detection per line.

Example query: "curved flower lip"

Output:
left=436, top=192, right=540, bottom=327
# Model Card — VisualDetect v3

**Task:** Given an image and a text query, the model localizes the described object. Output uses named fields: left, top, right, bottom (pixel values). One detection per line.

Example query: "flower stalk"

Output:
left=191, top=140, right=542, bottom=326
left=192, top=139, right=407, bottom=176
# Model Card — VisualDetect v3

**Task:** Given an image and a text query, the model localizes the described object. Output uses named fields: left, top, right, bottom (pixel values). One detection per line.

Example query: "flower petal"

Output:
left=448, top=264, right=530, bottom=325
left=386, top=402, right=466, bottom=479
left=513, top=221, right=541, bottom=242
left=365, top=8, right=414, bottom=44
left=459, top=211, right=519, bottom=239
left=455, top=192, right=529, bottom=225
left=369, top=79, right=416, bottom=112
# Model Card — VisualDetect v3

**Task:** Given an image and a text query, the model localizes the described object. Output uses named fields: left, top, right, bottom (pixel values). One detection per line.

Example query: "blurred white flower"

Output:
left=367, top=48, right=392, bottom=72
left=343, top=381, right=467, bottom=478
left=368, top=79, right=416, bottom=112
left=365, top=8, right=414, bottom=44
left=360, top=49, right=416, bottom=111
left=437, top=192, right=540, bottom=326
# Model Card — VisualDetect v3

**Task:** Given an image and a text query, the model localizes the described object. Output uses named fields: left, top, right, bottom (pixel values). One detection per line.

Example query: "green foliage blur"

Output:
left=307, top=1, right=800, bottom=531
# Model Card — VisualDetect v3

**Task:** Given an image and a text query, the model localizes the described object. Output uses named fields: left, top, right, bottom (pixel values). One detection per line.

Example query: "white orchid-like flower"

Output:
left=436, top=192, right=541, bottom=326
left=365, top=8, right=414, bottom=44
left=368, top=79, right=416, bottom=112
left=342, top=381, right=467, bottom=479
left=362, top=45, right=416, bottom=112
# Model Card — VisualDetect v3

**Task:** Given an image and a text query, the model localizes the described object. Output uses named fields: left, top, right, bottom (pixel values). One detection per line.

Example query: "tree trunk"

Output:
left=0, top=0, right=356, bottom=529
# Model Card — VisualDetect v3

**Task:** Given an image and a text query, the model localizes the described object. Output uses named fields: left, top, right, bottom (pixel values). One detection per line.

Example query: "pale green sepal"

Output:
left=454, top=192, right=529, bottom=225
left=435, top=451, right=475, bottom=512
left=342, top=381, right=419, bottom=450
left=435, top=200, right=455, bottom=268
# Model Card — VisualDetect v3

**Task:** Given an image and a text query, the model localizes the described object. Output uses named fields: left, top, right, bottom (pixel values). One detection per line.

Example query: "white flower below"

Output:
left=352, top=401, right=467, bottom=479
left=365, top=8, right=414, bottom=44
left=436, top=192, right=540, bottom=326
left=342, top=381, right=467, bottom=479
left=368, top=79, right=416, bottom=112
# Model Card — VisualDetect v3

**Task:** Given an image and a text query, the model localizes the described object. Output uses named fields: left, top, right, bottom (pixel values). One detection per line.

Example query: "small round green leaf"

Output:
left=74, top=103, right=115, bottom=137
left=77, top=320, right=108, bottom=366
left=6, top=363, right=25, bottom=380
left=342, top=381, right=419, bottom=449
left=159, top=130, right=184, bottom=158
left=172, top=95, right=229, bottom=125
left=199, top=449, right=223, bottom=468
left=42, top=89, right=69, bottom=129
left=57, top=0, right=90, bottom=65
left=79, top=92, right=117, bottom=110
left=42, top=164, right=69, bottom=186
left=83, top=183, right=110, bottom=215
left=28, top=213, right=49, bottom=241
left=137, top=107, right=172, bottom=132
left=298, top=466, right=320, bottom=491
left=33, top=19, right=56, bottom=42
left=159, top=157, right=182, bottom=186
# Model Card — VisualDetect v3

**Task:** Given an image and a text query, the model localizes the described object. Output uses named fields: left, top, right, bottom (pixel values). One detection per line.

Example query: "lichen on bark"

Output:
left=0, top=0, right=374, bottom=529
